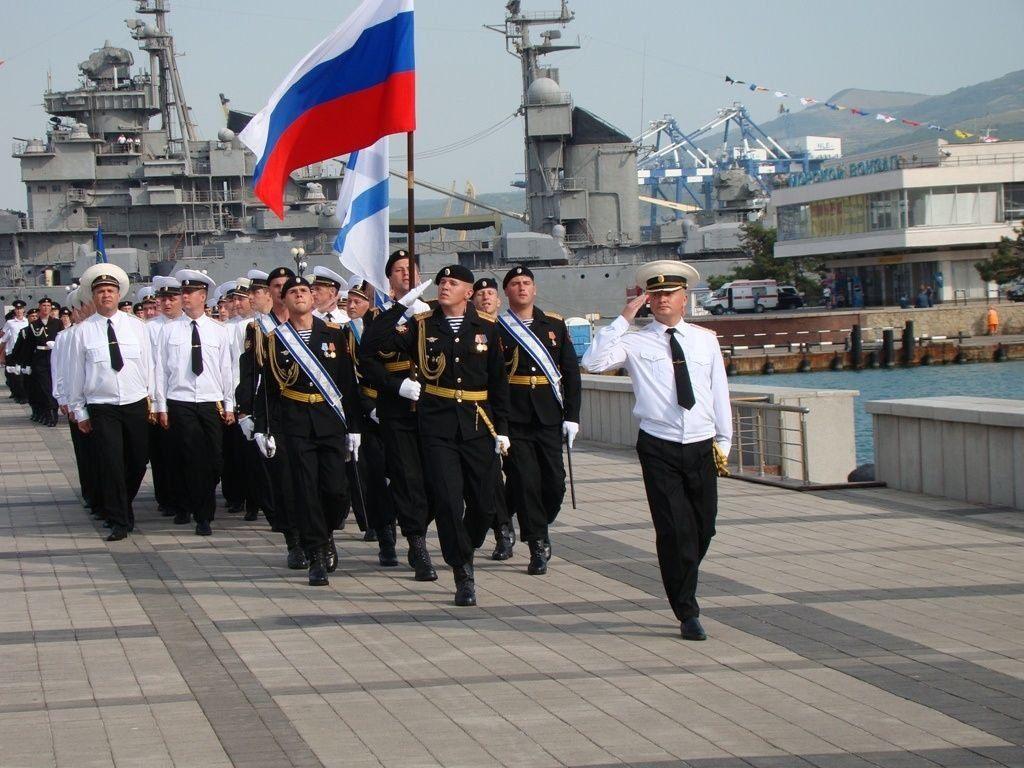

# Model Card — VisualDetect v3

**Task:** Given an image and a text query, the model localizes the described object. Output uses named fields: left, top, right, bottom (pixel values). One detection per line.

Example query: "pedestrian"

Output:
left=582, top=260, right=732, bottom=641
left=915, top=284, right=929, bottom=309
left=987, top=305, right=999, bottom=335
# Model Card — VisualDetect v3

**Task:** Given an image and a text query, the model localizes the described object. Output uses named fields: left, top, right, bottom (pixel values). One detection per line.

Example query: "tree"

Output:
left=707, top=222, right=827, bottom=299
left=975, top=224, right=1024, bottom=285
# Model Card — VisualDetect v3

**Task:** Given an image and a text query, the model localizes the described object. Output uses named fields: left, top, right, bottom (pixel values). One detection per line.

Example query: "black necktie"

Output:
left=666, top=328, right=695, bottom=410
left=107, top=319, right=123, bottom=372
left=191, top=320, right=204, bottom=376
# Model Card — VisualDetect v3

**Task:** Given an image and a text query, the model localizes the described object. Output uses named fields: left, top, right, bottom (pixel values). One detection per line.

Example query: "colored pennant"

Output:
left=953, top=129, right=974, bottom=139
left=876, top=113, right=896, bottom=123
left=850, top=108, right=869, bottom=116
left=901, top=118, right=922, bottom=127
left=799, top=97, right=817, bottom=106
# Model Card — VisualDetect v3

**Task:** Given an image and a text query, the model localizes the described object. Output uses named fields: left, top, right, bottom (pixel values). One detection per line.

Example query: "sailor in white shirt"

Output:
left=2, top=299, right=29, bottom=403
left=582, top=260, right=732, bottom=641
left=311, top=266, right=349, bottom=325
left=66, top=263, right=153, bottom=541
left=147, top=276, right=184, bottom=518
left=155, top=270, right=236, bottom=536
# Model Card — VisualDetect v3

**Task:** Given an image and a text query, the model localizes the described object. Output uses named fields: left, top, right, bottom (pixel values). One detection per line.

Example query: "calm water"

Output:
left=742, top=360, right=1024, bottom=465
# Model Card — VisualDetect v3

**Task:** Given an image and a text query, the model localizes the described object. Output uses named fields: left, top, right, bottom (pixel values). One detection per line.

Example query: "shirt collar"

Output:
left=648, top=317, right=689, bottom=336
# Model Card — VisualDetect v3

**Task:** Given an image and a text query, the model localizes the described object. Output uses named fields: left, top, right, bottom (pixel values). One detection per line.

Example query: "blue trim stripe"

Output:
left=255, top=11, right=414, bottom=180
left=332, top=178, right=390, bottom=253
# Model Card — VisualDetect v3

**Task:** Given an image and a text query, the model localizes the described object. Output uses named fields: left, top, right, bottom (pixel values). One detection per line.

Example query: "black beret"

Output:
left=385, top=249, right=412, bottom=277
left=38, top=296, right=52, bottom=304
left=60, top=307, right=72, bottom=316
left=118, top=300, right=133, bottom=309
left=132, top=303, right=144, bottom=312
left=434, top=264, right=474, bottom=285
left=12, top=300, right=26, bottom=309
left=268, top=266, right=296, bottom=282
left=51, top=302, right=62, bottom=310
left=280, top=275, right=312, bottom=297
left=473, top=277, right=498, bottom=292
left=503, top=264, right=534, bottom=288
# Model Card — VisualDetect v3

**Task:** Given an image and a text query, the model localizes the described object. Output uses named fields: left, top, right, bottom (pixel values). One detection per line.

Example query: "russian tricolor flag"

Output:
left=240, top=0, right=415, bottom=218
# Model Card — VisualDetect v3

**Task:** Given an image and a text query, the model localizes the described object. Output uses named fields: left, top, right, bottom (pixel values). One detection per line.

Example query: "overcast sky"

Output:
left=1, top=0, right=1022, bottom=211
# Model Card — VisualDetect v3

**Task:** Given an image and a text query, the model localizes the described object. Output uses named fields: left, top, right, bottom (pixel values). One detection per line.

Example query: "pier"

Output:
left=2, top=394, right=1023, bottom=766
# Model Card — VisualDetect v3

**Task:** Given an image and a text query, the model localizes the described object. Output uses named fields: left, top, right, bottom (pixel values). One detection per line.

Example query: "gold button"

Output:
left=454, top=356, right=460, bottom=363
left=531, top=366, right=536, bottom=372
left=457, top=377, right=462, bottom=383
left=454, top=337, right=460, bottom=343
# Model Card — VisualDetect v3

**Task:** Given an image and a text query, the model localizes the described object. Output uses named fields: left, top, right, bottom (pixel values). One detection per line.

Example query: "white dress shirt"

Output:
left=154, top=313, right=234, bottom=412
left=582, top=315, right=732, bottom=454
left=228, top=314, right=252, bottom=392
left=67, top=311, right=153, bottom=422
left=313, top=306, right=348, bottom=325
left=51, top=324, right=74, bottom=406
left=2, top=317, right=28, bottom=354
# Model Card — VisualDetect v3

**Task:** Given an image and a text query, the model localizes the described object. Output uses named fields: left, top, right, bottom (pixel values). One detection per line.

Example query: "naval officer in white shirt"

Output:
left=582, top=260, right=732, bottom=641
left=310, top=266, right=349, bottom=324
left=154, top=269, right=235, bottom=536
left=66, top=263, right=153, bottom=541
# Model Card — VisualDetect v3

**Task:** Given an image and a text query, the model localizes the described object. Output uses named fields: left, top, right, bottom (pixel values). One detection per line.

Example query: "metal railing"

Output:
left=730, top=398, right=810, bottom=485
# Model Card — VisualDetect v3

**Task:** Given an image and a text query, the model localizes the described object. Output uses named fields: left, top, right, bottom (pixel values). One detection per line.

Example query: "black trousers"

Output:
left=355, top=427, right=396, bottom=533
left=636, top=432, right=717, bottom=622
left=88, top=399, right=149, bottom=528
left=421, top=431, right=498, bottom=568
left=506, top=421, right=565, bottom=543
left=69, top=417, right=97, bottom=506
left=240, top=436, right=264, bottom=514
left=167, top=401, right=223, bottom=524
left=30, top=355, right=56, bottom=411
left=281, top=430, right=350, bottom=552
left=261, top=430, right=297, bottom=536
left=220, top=423, right=245, bottom=507
left=380, top=422, right=432, bottom=538
left=8, top=370, right=25, bottom=400
left=149, top=422, right=174, bottom=511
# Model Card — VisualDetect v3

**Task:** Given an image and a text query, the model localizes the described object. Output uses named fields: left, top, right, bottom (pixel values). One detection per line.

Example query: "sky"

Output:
left=1, top=0, right=1022, bottom=211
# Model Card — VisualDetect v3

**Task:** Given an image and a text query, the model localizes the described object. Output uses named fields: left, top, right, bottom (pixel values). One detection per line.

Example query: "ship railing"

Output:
left=556, top=177, right=582, bottom=191
left=181, top=189, right=244, bottom=203
left=729, top=398, right=811, bottom=486
left=11, top=140, right=28, bottom=157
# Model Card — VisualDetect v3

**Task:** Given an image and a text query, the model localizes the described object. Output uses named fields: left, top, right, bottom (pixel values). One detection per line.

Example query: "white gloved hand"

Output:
left=398, top=378, right=421, bottom=401
left=370, top=408, right=379, bottom=424
left=23, top=366, right=31, bottom=375
left=45, top=341, right=55, bottom=350
left=398, top=279, right=432, bottom=309
left=346, top=432, right=362, bottom=462
left=562, top=421, right=580, bottom=449
left=5, top=366, right=13, bottom=374
left=238, top=415, right=255, bottom=441
left=255, top=432, right=276, bottom=459
left=495, top=435, right=511, bottom=455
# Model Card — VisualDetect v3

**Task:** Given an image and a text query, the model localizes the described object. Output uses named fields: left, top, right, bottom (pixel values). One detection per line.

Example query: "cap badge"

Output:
left=657, top=275, right=664, bottom=283
left=444, top=267, right=450, bottom=276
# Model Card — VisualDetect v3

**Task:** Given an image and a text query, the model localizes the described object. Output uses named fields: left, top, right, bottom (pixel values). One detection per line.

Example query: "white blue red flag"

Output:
left=334, top=136, right=391, bottom=294
left=240, top=0, right=414, bottom=218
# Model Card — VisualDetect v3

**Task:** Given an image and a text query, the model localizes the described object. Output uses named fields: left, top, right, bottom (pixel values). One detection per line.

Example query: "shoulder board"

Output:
left=368, top=307, right=381, bottom=319
left=325, top=321, right=341, bottom=330
left=414, top=310, right=432, bottom=321
left=477, top=310, right=497, bottom=323
left=544, top=311, right=564, bottom=321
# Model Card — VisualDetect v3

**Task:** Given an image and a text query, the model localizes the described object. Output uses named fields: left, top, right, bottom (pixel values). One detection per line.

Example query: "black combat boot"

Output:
left=490, top=524, right=515, bottom=561
left=407, top=535, right=438, bottom=581
left=377, top=524, right=399, bottom=567
left=243, top=501, right=259, bottom=522
left=527, top=540, right=548, bottom=575
left=362, top=528, right=378, bottom=542
left=453, top=561, right=477, bottom=607
left=308, top=547, right=329, bottom=587
left=325, top=535, right=338, bottom=573
left=284, top=530, right=309, bottom=570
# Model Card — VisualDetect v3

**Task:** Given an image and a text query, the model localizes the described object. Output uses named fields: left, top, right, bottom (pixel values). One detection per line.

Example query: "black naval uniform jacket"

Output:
left=251, top=317, right=362, bottom=438
left=357, top=306, right=420, bottom=427
left=361, top=302, right=510, bottom=440
left=498, top=307, right=582, bottom=427
left=342, top=322, right=381, bottom=425
left=11, top=317, right=63, bottom=370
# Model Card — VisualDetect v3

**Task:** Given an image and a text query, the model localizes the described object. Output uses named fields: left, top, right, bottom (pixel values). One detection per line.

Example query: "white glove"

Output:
left=562, top=421, right=580, bottom=449
left=370, top=408, right=379, bottom=424
left=346, top=433, right=362, bottom=461
left=5, top=366, right=13, bottom=374
left=495, top=435, right=511, bottom=455
left=398, top=378, right=421, bottom=401
left=398, top=279, right=432, bottom=309
left=238, top=415, right=255, bottom=441
left=45, top=341, right=55, bottom=350
left=255, top=433, right=276, bottom=459
left=23, top=366, right=31, bottom=375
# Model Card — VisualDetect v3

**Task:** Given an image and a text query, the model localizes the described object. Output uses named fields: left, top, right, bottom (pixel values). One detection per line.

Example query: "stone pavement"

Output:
left=1, top=393, right=1023, bottom=768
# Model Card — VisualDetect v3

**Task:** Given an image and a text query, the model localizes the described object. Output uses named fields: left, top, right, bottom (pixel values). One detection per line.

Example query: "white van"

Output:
left=701, top=279, right=779, bottom=315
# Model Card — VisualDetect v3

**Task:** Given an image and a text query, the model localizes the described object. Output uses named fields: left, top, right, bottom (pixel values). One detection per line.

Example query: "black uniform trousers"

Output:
left=220, top=423, right=245, bottom=508
left=636, top=432, right=717, bottom=622
left=87, top=399, right=149, bottom=528
left=166, top=400, right=223, bottom=524
left=31, top=352, right=56, bottom=412
left=505, top=419, right=565, bottom=543
left=7, top=369, right=25, bottom=401
left=355, top=426, right=396, bottom=533
left=69, top=418, right=97, bottom=507
left=281, top=430, right=349, bottom=553
left=261, top=437, right=297, bottom=536
left=149, top=422, right=174, bottom=512
left=421, top=430, right=498, bottom=568
left=380, top=420, right=432, bottom=538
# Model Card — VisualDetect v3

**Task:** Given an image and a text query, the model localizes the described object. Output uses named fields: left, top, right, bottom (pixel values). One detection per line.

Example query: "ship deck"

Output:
left=1, top=392, right=1022, bottom=767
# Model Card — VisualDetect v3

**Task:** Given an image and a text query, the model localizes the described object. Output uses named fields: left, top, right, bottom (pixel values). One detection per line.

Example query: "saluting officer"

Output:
left=582, top=260, right=732, bottom=641
left=362, top=264, right=510, bottom=607
left=66, top=264, right=152, bottom=541
left=498, top=265, right=582, bottom=575
left=252, top=275, right=362, bottom=586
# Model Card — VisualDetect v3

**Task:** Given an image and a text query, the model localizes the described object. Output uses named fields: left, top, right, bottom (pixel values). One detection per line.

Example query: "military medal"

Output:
left=548, top=330, right=557, bottom=347
left=475, top=333, right=487, bottom=352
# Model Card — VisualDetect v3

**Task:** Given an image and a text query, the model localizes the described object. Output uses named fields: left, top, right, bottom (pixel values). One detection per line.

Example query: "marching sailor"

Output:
left=225, top=278, right=258, bottom=520
left=310, top=266, right=349, bottom=325
left=16, top=296, right=63, bottom=425
left=147, top=276, right=184, bottom=518
left=1, top=300, right=29, bottom=403
left=498, top=265, right=582, bottom=575
left=581, top=260, right=732, bottom=641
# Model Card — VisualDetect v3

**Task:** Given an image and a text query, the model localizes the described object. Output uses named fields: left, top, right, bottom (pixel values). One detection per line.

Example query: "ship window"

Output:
left=51, top=185, right=61, bottom=192
left=604, top=273, right=609, bottom=278
left=37, top=185, right=46, bottom=192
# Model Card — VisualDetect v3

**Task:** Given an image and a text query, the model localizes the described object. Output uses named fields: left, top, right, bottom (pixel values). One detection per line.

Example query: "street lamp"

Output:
left=291, top=246, right=306, bottom=276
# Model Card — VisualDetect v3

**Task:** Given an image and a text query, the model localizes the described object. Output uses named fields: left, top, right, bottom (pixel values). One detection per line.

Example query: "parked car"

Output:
left=1007, top=283, right=1024, bottom=302
left=776, top=285, right=805, bottom=310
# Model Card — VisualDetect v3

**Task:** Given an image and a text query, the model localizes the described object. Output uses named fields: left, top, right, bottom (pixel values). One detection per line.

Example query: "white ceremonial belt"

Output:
left=498, top=310, right=564, bottom=408
left=271, top=323, right=346, bottom=427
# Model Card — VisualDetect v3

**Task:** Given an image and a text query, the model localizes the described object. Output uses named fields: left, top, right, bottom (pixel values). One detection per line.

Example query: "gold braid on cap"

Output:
left=416, top=316, right=445, bottom=383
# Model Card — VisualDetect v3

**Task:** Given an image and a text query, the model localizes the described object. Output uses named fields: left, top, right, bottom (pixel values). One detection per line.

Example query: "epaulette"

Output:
left=414, top=310, right=432, bottom=321
left=368, top=307, right=381, bottom=319
left=477, top=310, right=497, bottom=323
left=325, top=321, right=341, bottom=330
left=545, top=311, right=564, bottom=321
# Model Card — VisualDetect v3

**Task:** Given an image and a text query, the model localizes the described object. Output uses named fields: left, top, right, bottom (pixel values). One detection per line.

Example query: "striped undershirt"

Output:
left=297, top=328, right=312, bottom=344
left=447, top=316, right=464, bottom=333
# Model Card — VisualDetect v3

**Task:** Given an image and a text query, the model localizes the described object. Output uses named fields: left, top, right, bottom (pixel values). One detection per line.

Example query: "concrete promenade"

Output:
left=1, top=394, right=1023, bottom=767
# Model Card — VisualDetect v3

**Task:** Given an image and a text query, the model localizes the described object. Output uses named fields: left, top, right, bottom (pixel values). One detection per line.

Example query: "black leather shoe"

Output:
left=542, top=538, right=552, bottom=561
left=490, top=524, right=514, bottom=561
left=308, top=548, right=329, bottom=586
left=173, top=511, right=191, bottom=525
left=453, top=563, right=476, bottom=607
left=226, top=503, right=242, bottom=514
left=105, top=525, right=128, bottom=542
left=527, top=540, right=548, bottom=575
left=286, top=546, right=308, bottom=570
left=326, top=537, right=338, bottom=573
left=408, top=535, right=438, bottom=581
left=243, top=503, right=258, bottom=522
left=362, top=528, right=378, bottom=542
left=377, top=526, right=399, bottom=567
left=680, top=617, right=707, bottom=641
left=195, top=521, right=212, bottom=536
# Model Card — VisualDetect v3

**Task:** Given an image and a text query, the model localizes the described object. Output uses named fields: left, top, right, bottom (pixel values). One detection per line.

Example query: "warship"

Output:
left=1, top=0, right=762, bottom=319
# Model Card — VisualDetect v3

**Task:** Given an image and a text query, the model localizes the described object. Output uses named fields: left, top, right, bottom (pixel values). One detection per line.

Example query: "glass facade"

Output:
left=778, top=183, right=1006, bottom=241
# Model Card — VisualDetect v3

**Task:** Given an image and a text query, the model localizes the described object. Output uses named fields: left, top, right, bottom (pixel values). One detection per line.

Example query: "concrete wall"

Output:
left=579, top=375, right=859, bottom=484
left=867, top=396, right=1024, bottom=510
left=858, top=304, right=1024, bottom=338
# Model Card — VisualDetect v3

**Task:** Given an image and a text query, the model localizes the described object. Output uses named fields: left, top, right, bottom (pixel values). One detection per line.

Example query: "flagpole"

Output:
left=406, top=132, right=416, bottom=278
